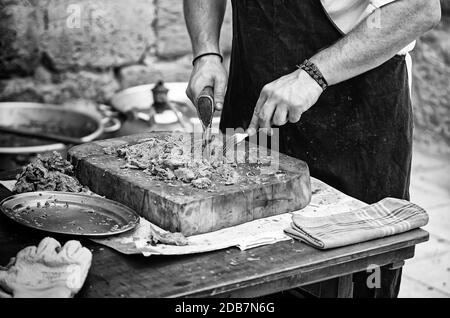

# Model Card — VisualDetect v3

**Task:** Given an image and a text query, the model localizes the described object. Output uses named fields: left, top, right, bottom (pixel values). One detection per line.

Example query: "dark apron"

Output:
left=221, top=0, right=413, bottom=298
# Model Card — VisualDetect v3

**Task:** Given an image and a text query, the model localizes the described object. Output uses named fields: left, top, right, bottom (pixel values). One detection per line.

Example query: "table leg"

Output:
left=336, top=275, right=353, bottom=298
left=388, top=260, right=405, bottom=270
left=300, top=274, right=354, bottom=298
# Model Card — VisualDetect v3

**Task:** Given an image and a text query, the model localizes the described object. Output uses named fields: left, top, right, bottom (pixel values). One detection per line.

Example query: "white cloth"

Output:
left=320, top=0, right=415, bottom=55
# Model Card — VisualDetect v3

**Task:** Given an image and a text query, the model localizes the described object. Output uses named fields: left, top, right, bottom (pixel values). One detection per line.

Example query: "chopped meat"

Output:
left=158, top=232, right=189, bottom=246
left=113, top=134, right=242, bottom=188
left=196, top=168, right=212, bottom=178
left=174, top=168, right=196, bottom=183
left=161, top=158, right=185, bottom=170
left=191, top=177, right=212, bottom=189
left=148, top=166, right=176, bottom=180
left=216, top=165, right=240, bottom=185
left=147, top=225, right=189, bottom=246
left=13, top=152, right=91, bottom=194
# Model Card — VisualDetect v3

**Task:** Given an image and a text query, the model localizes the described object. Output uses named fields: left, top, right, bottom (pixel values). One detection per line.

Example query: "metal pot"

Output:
left=110, top=82, right=193, bottom=114
left=109, top=82, right=221, bottom=135
left=0, top=102, right=104, bottom=170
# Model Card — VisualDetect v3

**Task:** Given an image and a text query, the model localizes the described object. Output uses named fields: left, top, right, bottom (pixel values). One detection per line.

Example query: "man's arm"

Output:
left=247, top=0, right=441, bottom=134
left=311, top=0, right=442, bottom=85
left=184, top=0, right=228, bottom=110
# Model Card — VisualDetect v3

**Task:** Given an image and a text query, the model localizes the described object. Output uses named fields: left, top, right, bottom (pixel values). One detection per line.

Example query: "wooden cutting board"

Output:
left=68, top=132, right=311, bottom=235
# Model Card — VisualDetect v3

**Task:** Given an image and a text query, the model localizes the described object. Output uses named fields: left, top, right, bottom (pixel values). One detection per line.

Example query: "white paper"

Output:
left=1, top=178, right=367, bottom=256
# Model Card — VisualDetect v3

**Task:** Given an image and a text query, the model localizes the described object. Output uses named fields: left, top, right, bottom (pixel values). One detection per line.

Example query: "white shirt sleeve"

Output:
left=320, top=0, right=415, bottom=55
left=370, top=0, right=396, bottom=9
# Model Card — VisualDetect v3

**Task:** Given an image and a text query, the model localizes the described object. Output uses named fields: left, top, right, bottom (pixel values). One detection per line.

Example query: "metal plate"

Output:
left=0, top=192, right=140, bottom=236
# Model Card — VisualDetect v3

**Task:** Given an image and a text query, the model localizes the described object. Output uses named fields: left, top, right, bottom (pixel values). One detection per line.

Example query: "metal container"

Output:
left=110, top=82, right=221, bottom=134
left=0, top=191, right=140, bottom=236
left=0, top=102, right=104, bottom=170
left=110, top=82, right=193, bottom=113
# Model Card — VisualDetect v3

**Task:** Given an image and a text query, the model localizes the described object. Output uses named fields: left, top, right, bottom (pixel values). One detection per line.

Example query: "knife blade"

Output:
left=222, top=132, right=248, bottom=156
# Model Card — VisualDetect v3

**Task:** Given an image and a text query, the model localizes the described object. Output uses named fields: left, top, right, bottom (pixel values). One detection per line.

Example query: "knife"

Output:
left=196, top=86, right=215, bottom=158
left=222, top=132, right=248, bottom=156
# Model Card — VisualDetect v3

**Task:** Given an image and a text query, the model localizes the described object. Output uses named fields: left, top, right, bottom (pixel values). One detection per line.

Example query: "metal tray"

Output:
left=0, top=192, right=140, bottom=236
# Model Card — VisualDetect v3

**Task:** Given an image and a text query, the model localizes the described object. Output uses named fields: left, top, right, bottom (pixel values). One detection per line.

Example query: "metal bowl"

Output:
left=109, top=82, right=222, bottom=134
left=0, top=102, right=104, bottom=154
left=110, top=82, right=193, bottom=113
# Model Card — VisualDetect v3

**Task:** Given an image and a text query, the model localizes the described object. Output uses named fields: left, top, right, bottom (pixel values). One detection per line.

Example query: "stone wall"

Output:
left=0, top=0, right=233, bottom=104
left=0, top=0, right=449, bottom=151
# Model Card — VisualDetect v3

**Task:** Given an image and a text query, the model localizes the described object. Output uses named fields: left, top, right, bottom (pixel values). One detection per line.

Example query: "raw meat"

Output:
left=191, top=177, right=212, bottom=189
left=107, top=135, right=241, bottom=188
left=13, top=152, right=90, bottom=194
left=147, top=225, right=189, bottom=246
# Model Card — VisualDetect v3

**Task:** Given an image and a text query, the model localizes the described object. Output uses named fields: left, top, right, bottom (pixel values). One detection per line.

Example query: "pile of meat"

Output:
left=13, top=152, right=188, bottom=246
left=13, top=152, right=90, bottom=194
left=105, top=135, right=240, bottom=189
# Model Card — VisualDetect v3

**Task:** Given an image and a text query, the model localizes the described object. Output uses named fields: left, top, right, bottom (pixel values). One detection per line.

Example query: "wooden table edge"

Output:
left=166, top=229, right=428, bottom=297
left=0, top=172, right=430, bottom=298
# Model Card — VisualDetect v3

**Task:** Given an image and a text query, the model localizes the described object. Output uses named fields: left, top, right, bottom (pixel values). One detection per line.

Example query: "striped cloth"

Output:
left=284, top=198, right=428, bottom=249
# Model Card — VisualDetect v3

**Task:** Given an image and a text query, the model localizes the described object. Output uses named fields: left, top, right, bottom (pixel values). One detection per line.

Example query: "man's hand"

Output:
left=186, top=55, right=228, bottom=110
left=246, top=69, right=323, bottom=136
left=184, top=0, right=227, bottom=110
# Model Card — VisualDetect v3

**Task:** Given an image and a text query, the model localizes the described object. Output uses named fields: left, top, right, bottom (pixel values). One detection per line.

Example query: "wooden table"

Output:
left=0, top=169, right=428, bottom=298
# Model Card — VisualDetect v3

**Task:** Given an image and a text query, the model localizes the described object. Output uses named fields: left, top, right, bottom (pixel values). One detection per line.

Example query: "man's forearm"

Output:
left=184, top=0, right=227, bottom=56
left=311, top=0, right=441, bottom=85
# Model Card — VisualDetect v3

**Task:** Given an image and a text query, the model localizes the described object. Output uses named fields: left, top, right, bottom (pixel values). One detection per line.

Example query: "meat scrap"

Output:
left=13, top=152, right=91, bottom=194
left=147, top=225, right=189, bottom=246
left=191, top=177, right=212, bottom=189
left=174, top=168, right=196, bottom=183
left=216, top=165, right=240, bottom=185
left=107, top=135, right=241, bottom=188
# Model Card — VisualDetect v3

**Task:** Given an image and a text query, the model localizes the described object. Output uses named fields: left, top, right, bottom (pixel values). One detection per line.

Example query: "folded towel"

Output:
left=284, top=198, right=428, bottom=249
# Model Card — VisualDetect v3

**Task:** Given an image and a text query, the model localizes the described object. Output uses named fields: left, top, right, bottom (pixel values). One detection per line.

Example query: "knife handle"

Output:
left=197, top=86, right=214, bottom=108
left=196, top=86, right=215, bottom=127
